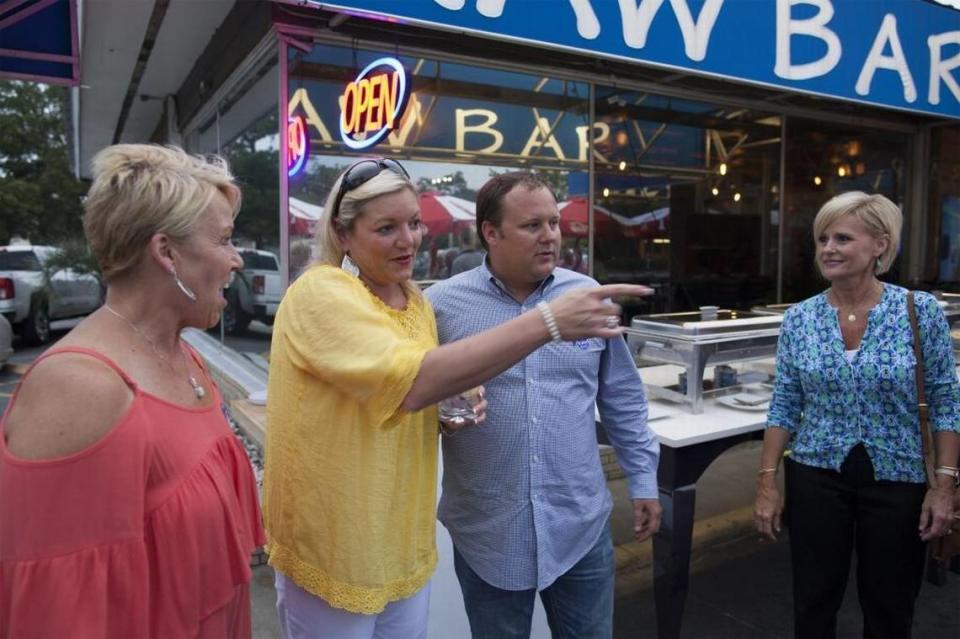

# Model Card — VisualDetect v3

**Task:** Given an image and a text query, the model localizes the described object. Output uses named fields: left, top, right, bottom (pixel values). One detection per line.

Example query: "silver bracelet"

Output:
left=934, top=467, right=960, bottom=483
left=536, top=301, right=563, bottom=342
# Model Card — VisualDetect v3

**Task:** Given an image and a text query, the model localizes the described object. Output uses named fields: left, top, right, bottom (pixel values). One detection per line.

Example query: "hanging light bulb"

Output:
left=837, top=166, right=846, bottom=177
left=618, top=160, right=627, bottom=171
left=602, top=187, right=610, bottom=198
left=719, top=162, right=727, bottom=176
left=711, top=186, right=719, bottom=196
left=733, top=192, right=741, bottom=202
left=814, top=176, right=822, bottom=186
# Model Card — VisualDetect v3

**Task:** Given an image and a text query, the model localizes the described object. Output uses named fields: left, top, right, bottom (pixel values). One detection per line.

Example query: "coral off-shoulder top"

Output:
left=0, top=347, right=266, bottom=638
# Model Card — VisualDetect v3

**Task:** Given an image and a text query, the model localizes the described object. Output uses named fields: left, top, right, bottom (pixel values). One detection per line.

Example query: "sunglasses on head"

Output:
left=332, top=158, right=410, bottom=219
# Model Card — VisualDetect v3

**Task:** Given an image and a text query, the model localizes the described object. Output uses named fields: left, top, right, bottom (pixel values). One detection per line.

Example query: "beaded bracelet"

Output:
left=536, top=301, right=563, bottom=342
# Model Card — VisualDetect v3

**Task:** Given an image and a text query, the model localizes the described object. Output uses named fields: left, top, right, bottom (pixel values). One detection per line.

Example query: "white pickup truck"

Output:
left=0, top=244, right=103, bottom=345
left=220, top=249, right=283, bottom=335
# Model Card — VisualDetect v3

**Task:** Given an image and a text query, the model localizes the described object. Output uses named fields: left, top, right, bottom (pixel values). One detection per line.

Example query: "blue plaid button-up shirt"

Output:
left=425, top=262, right=659, bottom=591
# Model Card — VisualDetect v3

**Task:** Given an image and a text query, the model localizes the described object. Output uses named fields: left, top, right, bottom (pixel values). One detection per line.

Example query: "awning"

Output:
left=0, top=0, right=79, bottom=86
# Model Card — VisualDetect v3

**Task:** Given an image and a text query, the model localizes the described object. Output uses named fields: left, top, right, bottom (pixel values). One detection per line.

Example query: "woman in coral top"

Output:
left=0, top=144, right=265, bottom=638
left=263, top=158, right=651, bottom=639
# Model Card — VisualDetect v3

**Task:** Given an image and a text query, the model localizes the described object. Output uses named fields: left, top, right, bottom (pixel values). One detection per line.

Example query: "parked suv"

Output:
left=0, top=245, right=103, bottom=345
left=220, top=249, right=282, bottom=335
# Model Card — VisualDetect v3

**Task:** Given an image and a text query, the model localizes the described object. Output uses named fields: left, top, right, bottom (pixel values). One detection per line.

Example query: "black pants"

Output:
left=784, top=445, right=927, bottom=639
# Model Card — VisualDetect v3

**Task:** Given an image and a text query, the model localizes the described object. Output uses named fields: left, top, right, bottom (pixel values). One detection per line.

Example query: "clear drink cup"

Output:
left=438, top=386, right=483, bottom=426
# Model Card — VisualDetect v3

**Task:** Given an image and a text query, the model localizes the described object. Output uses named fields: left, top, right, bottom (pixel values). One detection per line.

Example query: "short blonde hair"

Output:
left=314, top=165, right=415, bottom=267
left=812, top=191, right=902, bottom=275
left=83, top=144, right=241, bottom=281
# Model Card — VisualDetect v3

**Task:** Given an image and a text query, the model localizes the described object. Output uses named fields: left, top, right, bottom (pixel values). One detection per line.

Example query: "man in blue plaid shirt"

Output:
left=426, top=172, right=661, bottom=639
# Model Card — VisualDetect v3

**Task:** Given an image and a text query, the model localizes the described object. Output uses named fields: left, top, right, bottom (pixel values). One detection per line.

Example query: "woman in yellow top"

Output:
left=263, top=158, right=649, bottom=639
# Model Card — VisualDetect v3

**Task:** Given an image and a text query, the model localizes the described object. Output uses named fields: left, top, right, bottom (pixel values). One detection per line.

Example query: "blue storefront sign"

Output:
left=302, top=0, right=960, bottom=119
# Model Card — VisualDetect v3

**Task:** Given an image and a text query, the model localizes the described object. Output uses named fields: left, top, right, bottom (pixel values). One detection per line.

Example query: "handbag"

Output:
left=906, top=292, right=960, bottom=562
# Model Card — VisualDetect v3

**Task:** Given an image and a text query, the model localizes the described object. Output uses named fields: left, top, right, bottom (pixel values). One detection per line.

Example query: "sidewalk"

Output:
left=249, top=438, right=960, bottom=637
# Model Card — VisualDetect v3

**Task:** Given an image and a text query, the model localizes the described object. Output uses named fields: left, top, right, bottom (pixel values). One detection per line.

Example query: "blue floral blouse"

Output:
left=766, top=284, right=960, bottom=483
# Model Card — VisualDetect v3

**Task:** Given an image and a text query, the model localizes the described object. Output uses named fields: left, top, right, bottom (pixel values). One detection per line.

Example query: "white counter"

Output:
left=595, top=364, right=770, bottom=448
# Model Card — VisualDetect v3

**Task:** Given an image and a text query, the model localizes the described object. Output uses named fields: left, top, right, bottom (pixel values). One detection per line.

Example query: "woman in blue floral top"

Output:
left=753, top=192, right=959, bottom=639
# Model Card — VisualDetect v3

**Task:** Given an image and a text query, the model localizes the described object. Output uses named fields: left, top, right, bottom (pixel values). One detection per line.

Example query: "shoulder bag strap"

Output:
left=906, top=291, right=937, bottom=488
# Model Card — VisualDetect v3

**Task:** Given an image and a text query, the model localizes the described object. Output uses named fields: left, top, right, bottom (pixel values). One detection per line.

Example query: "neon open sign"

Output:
left=287, top=114, right=308, bottom=178
left=339, top=57, right=409, bottom=150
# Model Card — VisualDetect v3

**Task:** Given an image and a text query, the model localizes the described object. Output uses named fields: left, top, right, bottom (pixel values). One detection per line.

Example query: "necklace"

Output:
left=103, top=304, right=206, bottom=399
left=833, top=281, right=882, bottom=323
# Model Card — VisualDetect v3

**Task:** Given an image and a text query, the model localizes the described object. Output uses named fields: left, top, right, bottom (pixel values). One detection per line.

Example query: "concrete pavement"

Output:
left=248, top=439, right=959, bottom=638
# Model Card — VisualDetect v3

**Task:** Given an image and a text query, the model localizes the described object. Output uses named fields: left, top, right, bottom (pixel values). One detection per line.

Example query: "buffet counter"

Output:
left=617, top=363, right=770, bottom=639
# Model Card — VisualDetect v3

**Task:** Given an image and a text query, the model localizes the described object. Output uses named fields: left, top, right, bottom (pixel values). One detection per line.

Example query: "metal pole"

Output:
left=279, top=34, right=291, bottom=293
left=777, top=116, right=787, bottom=304
left=588, top=82, right=595, bottom=279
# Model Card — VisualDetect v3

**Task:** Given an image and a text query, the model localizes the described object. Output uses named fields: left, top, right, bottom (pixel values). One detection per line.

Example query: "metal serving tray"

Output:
left=754, top=298, right=960, bottom=321
left=750, top=303, right=792, bottom=316
left=627, top=310, right=783, bottom=414
left=755, top=297, right=960, bottom=352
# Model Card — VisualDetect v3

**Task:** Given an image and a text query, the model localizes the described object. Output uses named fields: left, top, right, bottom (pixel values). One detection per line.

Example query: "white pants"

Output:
left=274, top=570, right=431, bottom=639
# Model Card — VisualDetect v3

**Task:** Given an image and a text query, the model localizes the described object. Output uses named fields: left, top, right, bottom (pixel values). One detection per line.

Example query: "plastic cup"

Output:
left=438, top=386, right=483, bottom=425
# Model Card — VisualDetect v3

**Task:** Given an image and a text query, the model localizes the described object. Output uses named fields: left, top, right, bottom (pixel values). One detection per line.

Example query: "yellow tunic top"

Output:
left=263, top=265, right=439, bottom=614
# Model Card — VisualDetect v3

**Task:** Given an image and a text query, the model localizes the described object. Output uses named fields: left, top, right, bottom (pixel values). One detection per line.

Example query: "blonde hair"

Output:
left=315, top=166, right=416, bottom=267
left=83, top=144, right=241, bottom=281
left=812, top=191, right=902, bottom=275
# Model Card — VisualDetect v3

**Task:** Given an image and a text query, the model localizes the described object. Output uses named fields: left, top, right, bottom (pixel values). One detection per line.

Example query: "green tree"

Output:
left=223, top=110, right=281, bottom=249
left=418, top=170, right=476, bottom=200
left=485, top=167, right=569, bottom=201
left=0, top=80, right=85, bottom=244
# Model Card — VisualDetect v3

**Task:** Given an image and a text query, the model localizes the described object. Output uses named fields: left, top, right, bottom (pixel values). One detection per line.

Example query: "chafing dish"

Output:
left=627, top=310, right=783, bottom=414
left=755, top=296, right=960, bottom=353
left=755, top=295, right=960, bottom=319
left=937, top=294, right=960, bottom=353
left=750, top=303, right=792, bottom=316
left=938, top=294, right=960, bottom=321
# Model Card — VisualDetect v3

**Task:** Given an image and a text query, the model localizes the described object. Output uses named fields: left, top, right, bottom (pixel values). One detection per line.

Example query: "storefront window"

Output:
left=928, top=124, right=960, bottom=286
left=591, top=87, right=781, bottom=313
left=781, top=119, right=908, bottom=302
left=285, top=42, right=589, bottom=284
left=184, top=48, right=279, bottom=344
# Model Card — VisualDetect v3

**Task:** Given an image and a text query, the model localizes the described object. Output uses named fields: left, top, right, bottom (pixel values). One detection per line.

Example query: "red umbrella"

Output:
left=557, top=197, right=621, bottom=237
left=289, top=197, right=322, bottom=237
left=418, top=191, right=475, bottom=236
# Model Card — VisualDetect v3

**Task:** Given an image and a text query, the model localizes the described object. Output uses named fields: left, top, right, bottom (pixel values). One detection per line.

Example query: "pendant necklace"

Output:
left=104, top=304, right=206, bottom=399
left=835, top=282, right=881, bottom=324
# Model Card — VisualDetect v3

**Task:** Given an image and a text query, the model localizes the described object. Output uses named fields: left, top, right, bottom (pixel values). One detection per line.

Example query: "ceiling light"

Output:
left=719, top=162, right=727, bottom=176
left=711, top=187, right=719, bottom=196
left=814, top=176, right=822, bottom=186
left=838, top=166, right=846, bottom=177
left=602, top=188, right=610, bottom=198
left=733, top=192, right=741, bottom=202
left=618, top=160, right=627, bottom=171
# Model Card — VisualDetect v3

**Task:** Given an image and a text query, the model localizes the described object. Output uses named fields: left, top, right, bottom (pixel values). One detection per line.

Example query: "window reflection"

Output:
left=928, top=124, right=960, bottom=286
left=286, top=43, right=589, bottom=286
left=782, top=119, right=907, bottom=302
left=183, top=52, right=280, bottom=343
left=591, top=87, right=781, bottom=313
